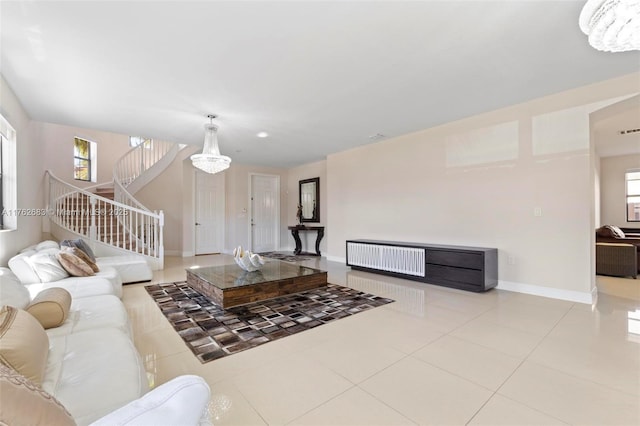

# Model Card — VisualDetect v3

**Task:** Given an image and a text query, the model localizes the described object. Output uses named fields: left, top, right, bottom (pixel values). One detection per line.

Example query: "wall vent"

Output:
left=368, top=133, right=386, bottom=140
left=347, top=242, right=425, bottom=277
left=619, top=128, right=640, bottom=135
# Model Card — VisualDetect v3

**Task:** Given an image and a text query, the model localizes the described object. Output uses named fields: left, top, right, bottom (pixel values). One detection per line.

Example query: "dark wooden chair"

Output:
left=596, top=243, right=637, bottom=279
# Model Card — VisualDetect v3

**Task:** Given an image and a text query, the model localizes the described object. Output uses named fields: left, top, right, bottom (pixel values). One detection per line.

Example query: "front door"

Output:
left=195, top=170, right=225, bottom=255
left=250, top=174, right=279, bottom=253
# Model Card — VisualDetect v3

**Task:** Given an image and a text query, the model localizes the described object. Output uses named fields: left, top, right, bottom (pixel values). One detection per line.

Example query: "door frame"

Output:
left=248, top=173, right=280, bottom=252
left=192, top=169, right=226, bottom=255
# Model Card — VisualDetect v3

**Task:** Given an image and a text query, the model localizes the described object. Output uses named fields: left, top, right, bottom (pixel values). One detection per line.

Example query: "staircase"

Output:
left=46, top=139, right=181, bottom=270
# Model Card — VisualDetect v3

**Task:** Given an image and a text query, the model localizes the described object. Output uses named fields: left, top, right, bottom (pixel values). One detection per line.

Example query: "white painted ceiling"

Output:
left=2, top=1, right=639, bottom=167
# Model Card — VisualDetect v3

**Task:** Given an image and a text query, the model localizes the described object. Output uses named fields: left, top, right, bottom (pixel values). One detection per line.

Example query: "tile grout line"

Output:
left=464, top=302, right=577, bottom=425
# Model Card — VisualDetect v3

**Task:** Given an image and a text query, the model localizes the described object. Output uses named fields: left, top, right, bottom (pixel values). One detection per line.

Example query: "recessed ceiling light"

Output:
left=257, top=132, right=269, bottom=138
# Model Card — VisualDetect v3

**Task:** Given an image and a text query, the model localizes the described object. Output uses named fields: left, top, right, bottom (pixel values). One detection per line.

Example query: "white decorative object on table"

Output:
left=233, top=246, right=265, bottom=272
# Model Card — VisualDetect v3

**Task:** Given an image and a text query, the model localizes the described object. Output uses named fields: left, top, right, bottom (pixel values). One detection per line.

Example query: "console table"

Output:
left=346, top=239, right=497, bottom=292
left=288, top=225, right=324, bottom=256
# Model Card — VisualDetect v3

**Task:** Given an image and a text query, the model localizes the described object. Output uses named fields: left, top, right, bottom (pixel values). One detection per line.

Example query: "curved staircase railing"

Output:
left=46, top=170, right=164, bottom=265
left=46, top=139, right=182, bottom=270
left=114, top=140, right=178, bottom=194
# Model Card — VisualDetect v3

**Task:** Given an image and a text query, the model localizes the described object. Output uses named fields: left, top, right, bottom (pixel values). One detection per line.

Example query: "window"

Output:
left=626, top=170, right=640, bottom=222
left=74, top=137, right=96, bottom=182
left=129, top=136, right=152, bottom=148
left=0, top=114, right=17, bottom=231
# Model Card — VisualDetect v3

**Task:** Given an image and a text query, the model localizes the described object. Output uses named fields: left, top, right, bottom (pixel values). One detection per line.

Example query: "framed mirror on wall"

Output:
left=299, top=177, right=320, bottom=223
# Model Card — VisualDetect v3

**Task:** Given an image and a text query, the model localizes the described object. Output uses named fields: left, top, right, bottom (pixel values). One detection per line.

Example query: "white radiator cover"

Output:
left=347, top=242, right=425, bottom=277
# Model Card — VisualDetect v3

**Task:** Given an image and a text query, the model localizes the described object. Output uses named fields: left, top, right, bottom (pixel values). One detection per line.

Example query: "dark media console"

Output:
left=346, top=239, right=498, bottom=292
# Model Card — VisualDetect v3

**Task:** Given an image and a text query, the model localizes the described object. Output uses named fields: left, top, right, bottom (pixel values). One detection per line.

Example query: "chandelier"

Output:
left=579, top=0, right=640, bottom=52
left=190, top=114, right=231, bottom=174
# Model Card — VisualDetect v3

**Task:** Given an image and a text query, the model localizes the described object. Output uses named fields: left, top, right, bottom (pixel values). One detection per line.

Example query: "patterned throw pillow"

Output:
left=0, top=363, right=76, bottom=425
left=60, top=239, right=96, bottom=262
left=0, top=306, right=49, bottom=385
left=26, top=288, right=72, bottom=329
left=60, top=246, right=99, bottom=273
left=608, top=225, right=626, bottom=238
left=57, top=251, right=95, bottom=277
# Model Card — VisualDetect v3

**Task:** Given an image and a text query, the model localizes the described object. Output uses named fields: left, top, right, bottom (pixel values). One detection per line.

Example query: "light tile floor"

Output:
left=123, top=255, right=640, bottom=425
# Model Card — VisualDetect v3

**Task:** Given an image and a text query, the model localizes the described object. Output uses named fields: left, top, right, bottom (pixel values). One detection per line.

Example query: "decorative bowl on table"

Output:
left=233, top=246, right=265, bottom=272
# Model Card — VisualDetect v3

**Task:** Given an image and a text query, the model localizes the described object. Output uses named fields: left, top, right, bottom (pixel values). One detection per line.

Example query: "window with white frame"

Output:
left=74, top=137, right=97, bottom=182
left=1, top=114, right=17, bottom=231
left=626, top=170, right=640, bottom=222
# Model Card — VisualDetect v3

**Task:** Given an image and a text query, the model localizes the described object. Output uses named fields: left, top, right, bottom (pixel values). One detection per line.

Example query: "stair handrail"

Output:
left=45, top=170, right=164, bottom=261
left=112, top=139, right=179, bottom=212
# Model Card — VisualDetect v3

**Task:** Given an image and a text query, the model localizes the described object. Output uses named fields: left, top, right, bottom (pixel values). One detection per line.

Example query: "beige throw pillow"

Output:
left=57, top=250, right=95, bottom=277
left=0, top=363, right=76, bottom=426
left=0, top=306, right=49, bottom=385
left=60, top=246, right=99, bottom=273
left=26, top=288, right=72, bottom=329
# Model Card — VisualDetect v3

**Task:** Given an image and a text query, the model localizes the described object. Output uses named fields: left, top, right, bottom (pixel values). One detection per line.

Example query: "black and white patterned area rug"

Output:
left=145, top=282, right=394, bottom=363
left=259, top=251, right=313, bottom=262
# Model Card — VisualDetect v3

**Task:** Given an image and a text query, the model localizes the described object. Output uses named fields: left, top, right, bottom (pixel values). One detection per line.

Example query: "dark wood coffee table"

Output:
left=185, top=261, right=328, bottom=308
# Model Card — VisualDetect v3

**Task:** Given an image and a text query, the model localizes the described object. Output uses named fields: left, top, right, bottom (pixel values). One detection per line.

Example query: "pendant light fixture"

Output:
left=190, top=114, right=231, bottom=174
left=579, top=0, right=640, bottom=52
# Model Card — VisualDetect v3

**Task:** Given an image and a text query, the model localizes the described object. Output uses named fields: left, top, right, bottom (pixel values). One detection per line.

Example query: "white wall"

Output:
left=37, top=122, right=132, bottom=188
left=600, top=154, right=640, bottom=229
left=0, top=75, right=44, bottom=265
left=286, top=160, right=327, bottom=254
left=326, top=73, right=640, bottom=303
left=224, top=163, right=289, bottom=254
left=136, top=156, right=290, bottom=256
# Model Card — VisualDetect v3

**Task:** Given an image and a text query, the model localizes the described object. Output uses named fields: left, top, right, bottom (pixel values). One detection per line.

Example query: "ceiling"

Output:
left=1, top=1, right=639, bottom=168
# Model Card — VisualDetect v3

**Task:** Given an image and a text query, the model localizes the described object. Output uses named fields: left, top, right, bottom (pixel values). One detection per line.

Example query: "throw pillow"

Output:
left=25, top=252, right=70, bottom=283
left=35, top=240, right=61, bottom=251
left=60, top=239, right=96, bottom=262
left=57, top=251, right=95, bottom=277
left=0, top=305, right=49, bottom=385
left=60, top=246, right=99, bottom=273
left=0, top=363, right=76, bottom=426
left=26, top=288, right=72, bottom=329
left=609, top=225, right=626, bottom=238
left=0, top=267, right=31, bottom=309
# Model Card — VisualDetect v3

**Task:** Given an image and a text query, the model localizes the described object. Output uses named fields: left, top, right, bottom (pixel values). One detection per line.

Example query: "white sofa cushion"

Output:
left=46, top=295, right=131, bottom=338
left=9, top=250, right=42, bottom=284
left=96, top=255, right=152, bottom=284
left=22, top=266, right=122, bottom=300
left=26, top=251, right=70, bottom=283
left=0, top=267, right=30, bottom=309
left=90, top=375, right=211, bottom=426
left=25, top=277, right=115, bottom=300
left=43, top=328, right=149, bottom=425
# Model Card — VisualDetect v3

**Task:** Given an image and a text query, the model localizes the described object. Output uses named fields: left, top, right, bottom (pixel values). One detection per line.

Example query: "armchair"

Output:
left=595, top=225, right=640, bottom=275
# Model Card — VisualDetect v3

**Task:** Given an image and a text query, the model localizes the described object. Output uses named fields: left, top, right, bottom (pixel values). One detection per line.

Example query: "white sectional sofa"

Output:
left=0, top=267, right=210, bottom=425
left=7, top=240, right=153, bottom=299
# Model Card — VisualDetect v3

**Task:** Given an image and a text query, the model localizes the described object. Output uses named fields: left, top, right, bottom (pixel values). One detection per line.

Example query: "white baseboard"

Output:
left=325, top=255, right=346, bottom=263
left=164, top=250, right=184, bottom=257
left=497, top=280, right=594, bottom=304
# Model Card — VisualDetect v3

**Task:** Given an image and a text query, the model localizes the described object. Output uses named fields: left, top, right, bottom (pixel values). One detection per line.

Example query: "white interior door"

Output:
left=195, top=170, right=225, bottom=255
left=250, top=174, right=279, bottom=253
